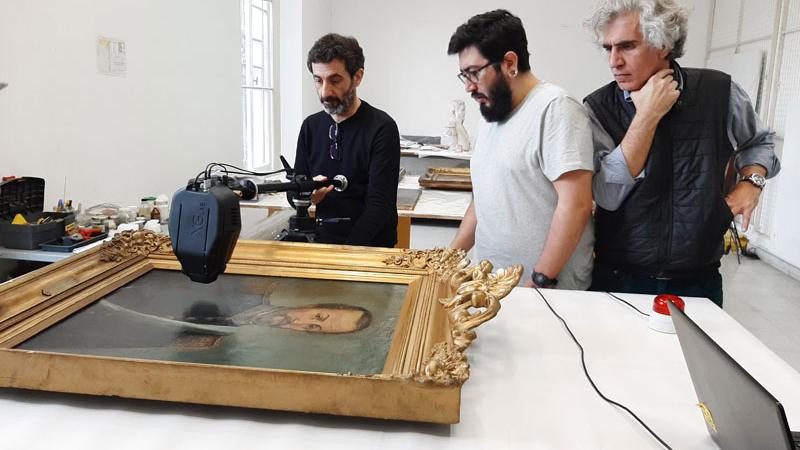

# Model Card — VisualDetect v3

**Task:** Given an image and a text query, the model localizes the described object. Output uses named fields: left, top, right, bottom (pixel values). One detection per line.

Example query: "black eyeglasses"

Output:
left=457, top=61, right=498, bottom=85
left=328, top=123, right=341, bottom=160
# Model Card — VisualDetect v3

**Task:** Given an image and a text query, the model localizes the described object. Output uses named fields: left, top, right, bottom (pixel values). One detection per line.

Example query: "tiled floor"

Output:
left=411, top=220, right=800, bottom=373
left=720, top=252, right=800, bottom=372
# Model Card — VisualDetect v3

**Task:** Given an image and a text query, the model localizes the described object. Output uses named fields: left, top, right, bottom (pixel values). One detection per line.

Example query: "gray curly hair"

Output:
left=586, top=0, right=689, bottom=60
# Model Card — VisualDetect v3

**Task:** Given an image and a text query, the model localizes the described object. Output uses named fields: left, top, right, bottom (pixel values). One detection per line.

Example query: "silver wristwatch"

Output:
left=741, top=172, right=766, bottom=190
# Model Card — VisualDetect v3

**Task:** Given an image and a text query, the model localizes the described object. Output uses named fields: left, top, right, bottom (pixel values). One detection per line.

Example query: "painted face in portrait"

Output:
left=602, top=11, right=670, bottom=92
left=457, top=46, right=513, bottom=123
left=263, top=304, right=371, bottom=334
left=312, top=59, right=363, bottom=116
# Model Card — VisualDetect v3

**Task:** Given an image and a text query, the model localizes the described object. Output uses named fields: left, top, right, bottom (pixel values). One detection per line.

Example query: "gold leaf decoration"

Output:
left=41, top=275, right=80, bottom=297
left=99, top=230, right=172, bottom=262
left=414, top=342, right=469, bottom=386
left=414, top=260, right=523, bottom=386
left=383, top=248, right=468, bottom=277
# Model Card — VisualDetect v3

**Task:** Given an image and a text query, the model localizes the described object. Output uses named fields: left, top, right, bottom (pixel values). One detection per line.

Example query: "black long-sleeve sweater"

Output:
left=294, top=101, right=400, bottom=247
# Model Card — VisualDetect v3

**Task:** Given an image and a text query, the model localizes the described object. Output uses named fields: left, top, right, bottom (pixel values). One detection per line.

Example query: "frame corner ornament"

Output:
left=383, top=248, right=468, bottom=276
left=99, top=230, right=172, bottom=262
left=414, top=260, right=523, bottom=386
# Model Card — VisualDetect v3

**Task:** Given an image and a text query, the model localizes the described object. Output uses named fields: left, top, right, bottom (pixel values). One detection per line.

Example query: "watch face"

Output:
left=532, top=272, right=556, bottom=287
left=749, top=173, right=766, bottom=187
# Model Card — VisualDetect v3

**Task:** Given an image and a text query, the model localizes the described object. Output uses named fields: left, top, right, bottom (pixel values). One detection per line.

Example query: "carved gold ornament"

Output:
left=99, top=230, right=172, bottom=262
left=383, top=248, right=468, bottom=277
left=414, top=260, right=523, bottom=386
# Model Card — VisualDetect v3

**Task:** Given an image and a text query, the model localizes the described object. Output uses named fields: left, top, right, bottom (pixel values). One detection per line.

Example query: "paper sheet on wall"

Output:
left=706, top=49, right=763, bottom=106
left=97, top=37, right=127, bottom=77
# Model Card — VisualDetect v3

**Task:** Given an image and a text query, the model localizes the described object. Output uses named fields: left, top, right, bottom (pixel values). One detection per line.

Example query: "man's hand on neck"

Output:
left=619, top=68, right=680, bottom=177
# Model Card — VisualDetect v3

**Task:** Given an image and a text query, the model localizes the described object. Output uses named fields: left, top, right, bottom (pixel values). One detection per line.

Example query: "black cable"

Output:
left=193, top=163, right=288, bottom=192
left=533, top=288, right=673, bottom=450
left=217, top=169, right=287, bottom=177
left=205, top=162, right=286, bottom=177
left=220, top=163, right=284, bottom=176
left=605, top=292, right=650, bottom=317
left=203, top=162, right=215, bottom=178
left=193, top=170, right=206, bottom=188
left=206, top=163, right=228, bottom=179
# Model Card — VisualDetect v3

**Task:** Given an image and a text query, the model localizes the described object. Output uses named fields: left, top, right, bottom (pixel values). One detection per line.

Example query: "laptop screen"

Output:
left=668, top=301, right=795, bottom=450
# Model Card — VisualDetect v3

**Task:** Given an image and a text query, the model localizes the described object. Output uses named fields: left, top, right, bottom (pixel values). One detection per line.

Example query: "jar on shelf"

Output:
left=138, top=198, right=152, bottom=218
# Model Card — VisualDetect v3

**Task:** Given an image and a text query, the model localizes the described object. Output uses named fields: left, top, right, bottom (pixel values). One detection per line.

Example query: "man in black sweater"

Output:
left=294, top=33, right=400, bottom=247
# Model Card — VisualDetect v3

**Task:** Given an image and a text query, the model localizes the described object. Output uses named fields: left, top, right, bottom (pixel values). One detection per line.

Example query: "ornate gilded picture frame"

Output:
left=0, top=231, right=520, bottom=424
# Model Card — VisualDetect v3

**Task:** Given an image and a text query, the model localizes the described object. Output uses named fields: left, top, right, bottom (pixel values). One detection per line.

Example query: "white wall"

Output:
left=301, top=0, right=333, bottom=119
left=279, top=0, right=331, bottom=166
left=0, top=0, right=712, bottom=211
left=767, top=103, right=800, bottom=269
left=279, top=0, right=304, bottom=165
left=0, top=0, right=242, bottom=209
left=330, top=0, right=712, bottom=138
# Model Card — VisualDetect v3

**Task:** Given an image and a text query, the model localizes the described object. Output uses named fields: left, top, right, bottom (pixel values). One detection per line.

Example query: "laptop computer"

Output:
left=668, top=301, right=800, bottom=450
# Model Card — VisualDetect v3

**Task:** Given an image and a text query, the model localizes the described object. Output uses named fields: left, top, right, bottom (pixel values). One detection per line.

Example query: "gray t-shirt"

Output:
left=471, top=82, right=595, bottom=289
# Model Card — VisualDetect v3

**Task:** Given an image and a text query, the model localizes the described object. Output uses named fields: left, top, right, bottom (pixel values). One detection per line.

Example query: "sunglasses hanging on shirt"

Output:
left=328, top=123, right=342, bottom=161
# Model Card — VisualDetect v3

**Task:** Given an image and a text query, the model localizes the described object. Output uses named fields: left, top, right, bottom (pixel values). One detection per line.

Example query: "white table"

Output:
left=2, top=289, right=798, bottom=449
left=241, top=176, right=472, bottom=221
left=0, top=246, right=71, bottom=263
left=0, top=239, right=110, bottom=263
left=241, top=176, right=472, bottom=248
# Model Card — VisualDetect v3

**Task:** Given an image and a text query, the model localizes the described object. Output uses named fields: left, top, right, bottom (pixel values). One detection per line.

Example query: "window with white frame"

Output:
left=241, top=0, right=277, bottom=170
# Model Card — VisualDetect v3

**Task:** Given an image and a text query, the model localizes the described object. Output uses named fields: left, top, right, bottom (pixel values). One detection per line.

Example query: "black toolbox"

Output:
left=0, top=177, right=75, bottom=250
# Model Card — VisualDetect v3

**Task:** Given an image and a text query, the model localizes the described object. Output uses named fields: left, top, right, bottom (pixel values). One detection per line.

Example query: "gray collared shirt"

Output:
left=588, top=78, right=781, bottom=211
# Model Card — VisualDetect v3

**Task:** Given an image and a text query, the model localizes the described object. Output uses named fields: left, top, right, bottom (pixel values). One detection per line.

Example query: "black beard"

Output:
left=479, top=75, right=513, bottom=123
left=321, top=83, right=357, bottom=116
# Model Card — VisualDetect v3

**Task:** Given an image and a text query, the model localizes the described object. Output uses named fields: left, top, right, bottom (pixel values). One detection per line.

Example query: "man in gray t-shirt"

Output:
left=446, top=10, right=595, bottom=290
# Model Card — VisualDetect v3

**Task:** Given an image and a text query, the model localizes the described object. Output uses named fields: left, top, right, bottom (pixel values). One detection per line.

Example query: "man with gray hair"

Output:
left=584, top=0, right=780, bottom=306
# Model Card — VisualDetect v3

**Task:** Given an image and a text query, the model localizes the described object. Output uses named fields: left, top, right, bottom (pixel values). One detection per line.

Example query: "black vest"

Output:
left=585, top=68, right=733, bottom=278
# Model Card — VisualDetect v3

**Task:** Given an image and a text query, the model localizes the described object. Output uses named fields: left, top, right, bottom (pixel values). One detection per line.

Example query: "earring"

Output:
left=510, top=69, right=518, bottom=77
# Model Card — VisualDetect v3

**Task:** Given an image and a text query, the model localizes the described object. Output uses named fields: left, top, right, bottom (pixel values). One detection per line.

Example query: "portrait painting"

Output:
left=0, top=237, right=521, bottom=423
left=18, top=270, right=408, bottom=375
